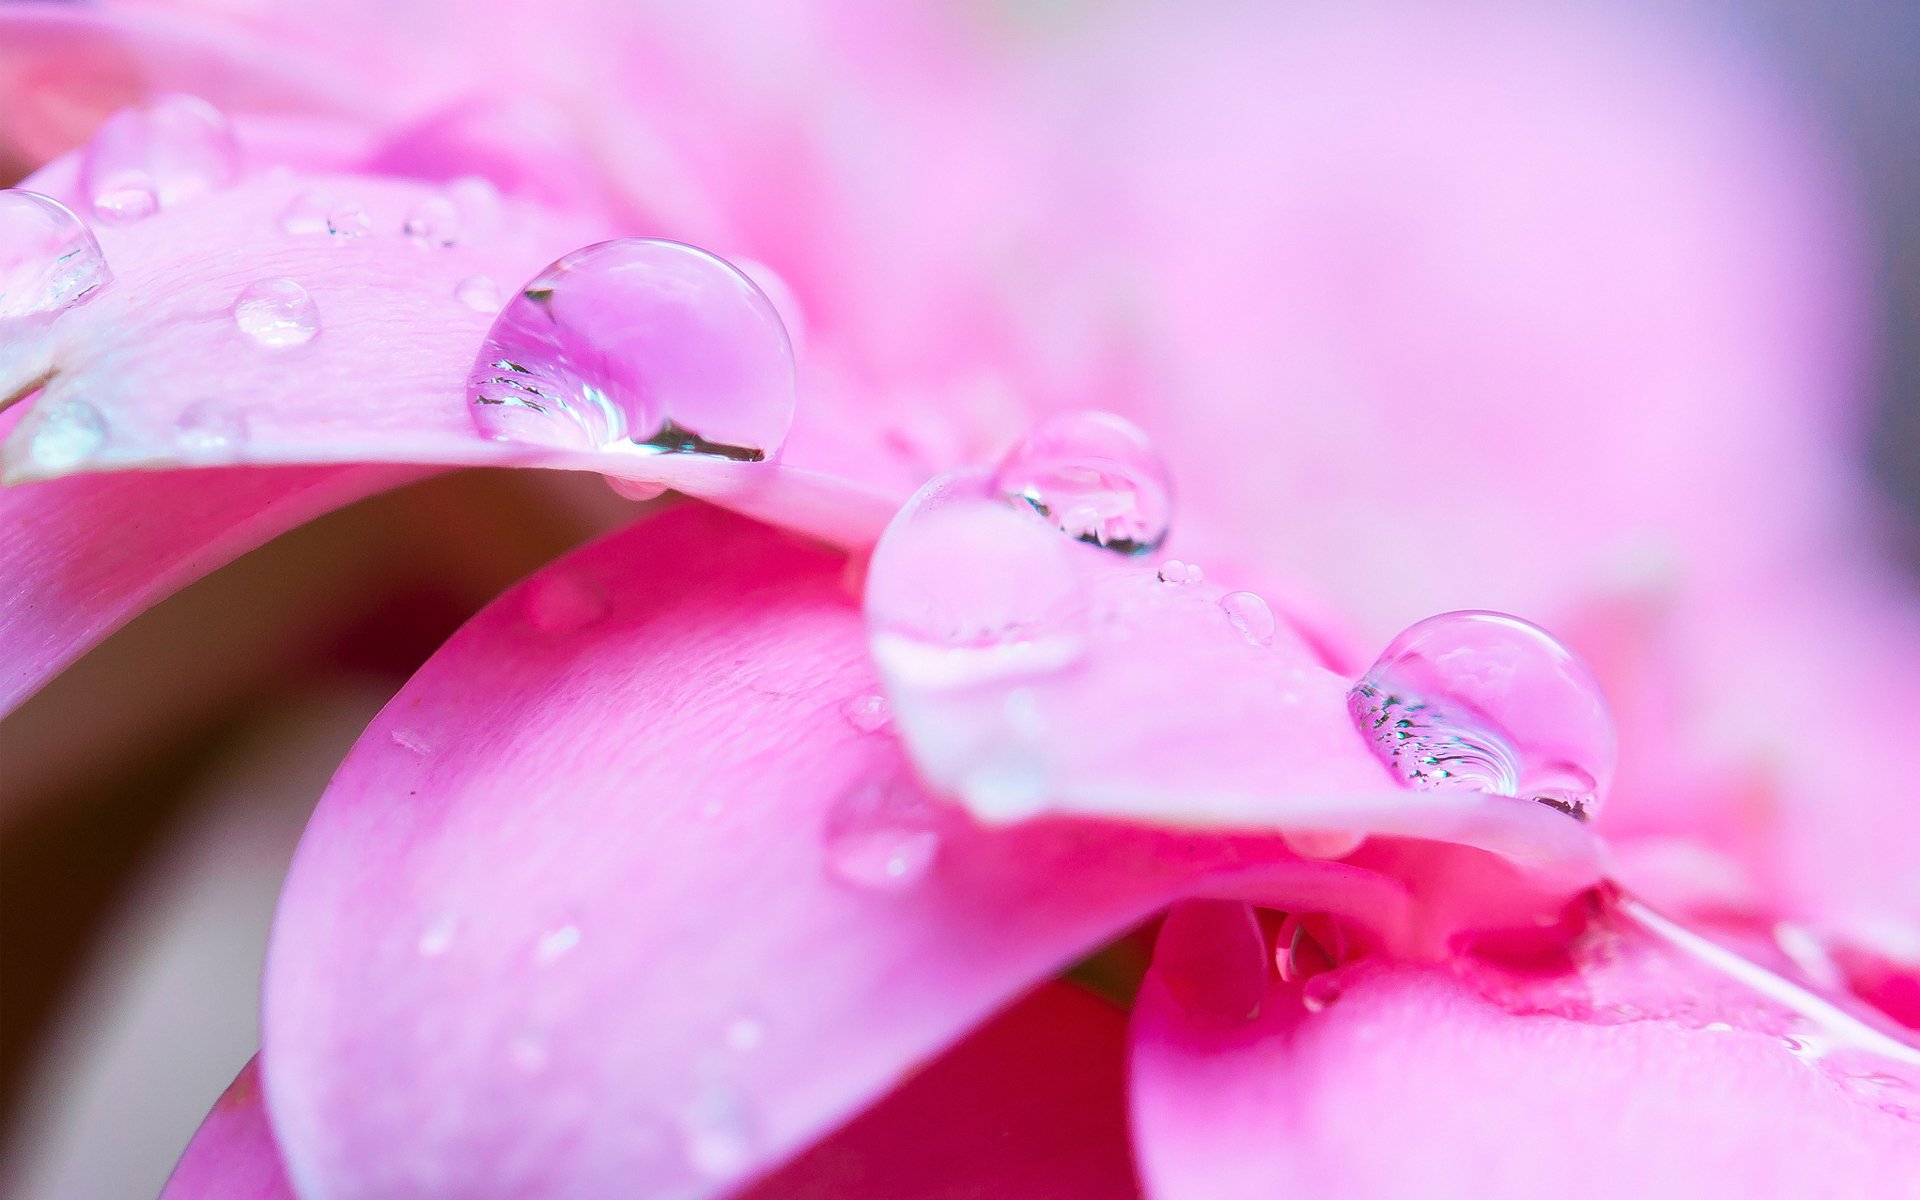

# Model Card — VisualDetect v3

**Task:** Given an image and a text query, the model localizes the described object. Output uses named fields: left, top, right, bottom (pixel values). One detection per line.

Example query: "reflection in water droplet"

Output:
left=0, top=190, right=112, bottom=317
left=171, top=400, right=249, bottom=462
left=535, top=925, right=581, bottom=963
left=824, top=773, right=941, bottom=891
left=326, top=204, right=370, bottom=237
left=524, top=571, right=608, bottom=633
left=1348, top=610, right=1615, bottom=821
left=1157, top=559, right=1201, bottom=584
left=16, top=400, right=107, bottom=470
left=233, top=278, right=320, bottom=347
left=1220, top=591, right=1275, bottom=646
left=841, top=693, right=892, bottom=734
left=681, top=1079, right=757, bottom=1178
left=992, top=411, right=1172, bottom=554
left=81, top=95, right=239, bottom=218
left=468, top=238, right=796, bottom=462
left=455, top=275, right=502, bottom=312
left=403, top=196, right=461, bottom=247
left=281, top=192, right=331, bottom=235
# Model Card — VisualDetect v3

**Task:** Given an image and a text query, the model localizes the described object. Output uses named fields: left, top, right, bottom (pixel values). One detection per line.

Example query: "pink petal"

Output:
left=261, top=506, right=1271, bottom=1198
left=1130, top=900, right=1920, bottom=1200
left=740, top=982, right=1138, bottom=1200
left=159, top=1057, right=295, bottom=1200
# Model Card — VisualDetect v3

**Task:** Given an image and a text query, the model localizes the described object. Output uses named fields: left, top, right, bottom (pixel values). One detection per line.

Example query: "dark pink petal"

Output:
left=159, top=1056, right=295, bottom=1200
left=263, top=507, right=1274, bottom=1199
left=1130, top=901, right=1920, bottom=1200
left=741, top=982, right=1138, bottom=1200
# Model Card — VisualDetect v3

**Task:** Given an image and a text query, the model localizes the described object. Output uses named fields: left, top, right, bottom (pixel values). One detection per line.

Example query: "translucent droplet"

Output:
left=81, top=95, right=239, bottom=217
left=171, top=400, right=249, bottom=462
left=823, top=773, right=941, bottom=891
left=16, top=400, right=107, bottom=470
left=0, top=190, right=111, bottom=318
left=1220, top=591, right=1275, bottom=646
left=681, top=1079, right=757, bottom=1178
left=326, top=204, right=370, bottom=237
left=280, top=192, right=331, bottom=235
left=468, top=238, right=796, bottom=462
left=232, top=278, right=319, bottom=347
left=841, top=693, right=892, bottom=734
left=1348, top=610, right=1615, bottom=821
left=524, top=571, right=608, bottom=633
left=991, top=411, right=1172, bottom=555
left=1157, top=559, right=1202, bottom=584
left=534, top=924, right=581, bottom=963
left=403, top=196, right=461, bottom=247
left=455, top=274, right=501, bottom=312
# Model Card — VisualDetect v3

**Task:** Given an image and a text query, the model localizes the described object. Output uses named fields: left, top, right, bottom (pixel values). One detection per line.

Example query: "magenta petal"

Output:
left=1130, top=909, right=1920, bottom=1200
left=263, top=507, right=1254, bottom=1199
left=160, top=1057, right=295, bottom=1200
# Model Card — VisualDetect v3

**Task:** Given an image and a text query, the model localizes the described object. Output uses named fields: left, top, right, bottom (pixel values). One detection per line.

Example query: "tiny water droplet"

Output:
left=824, top=773, right=941, bottom=891
left=326, top=204, right=370, bottom=237
left=1302, top=971, right=1345, bottom=1012
left=17, top=399, right=107, bottom=470
left=171, top=400, right=249, bottom=462
left=523, top=571, right=608, bottom=633
left=841, top=693, right=892, bottom=734
left=468, top=238, right=796, bottom=461
left=1220, top=591, right=1275, bottom=646
left=681, top=1079, right=757, bottom=1178
left=724, top=1017, right=765, bottom=1052
left=402, top=196, right=461, bottom=246
left=1347, top=611, right=1615, bottom=821
left=233, top=278, right=320, bottom=347
left=1157, top=559, right=1201, bottom=584
left=280, top=191, right=331, bottom=235
left=455, top=274, right=502, bottom=312
left=0, top=190, right=112, bottom=317
left=608, top=477, right=669, bottom=502
left=992, top=410, right=1172, bottom=554
left=81, top=95, right=239, bottom=216
left=389, top=728, right=430, bottom=755
left=535, top=924, right=581, bottom=963
left=417, top=913, right=457, bottom=957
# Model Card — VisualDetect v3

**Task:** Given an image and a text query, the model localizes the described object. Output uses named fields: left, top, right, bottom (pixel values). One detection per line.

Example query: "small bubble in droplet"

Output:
left=1220, top=591, right=1275, bottom=646
left=841, top=693, right=892, bottom=734
left=681, top=1079, right=757, bottom=1178
left=0, top=190, right=112, bottom=317
left=81, top=95, right=239, bottom=215
left=1157, top=559, right=1202, bottom=584
left=280, top=191, right=331, bottom=235
left=232, top=278, right=320, bottom=347
left=171, top=400, right=249, bottom=462
left=455, top=274, right=502, bottom=312
left=724, top=1017, right=765, bottom=1052
left=17, top=399, right=107, bottom=471
left=326, top=204, right=370, bottom=237
left=1347, top=610, right=1615, bottom=821
left=524, top=571, right=608, bottom=633
left=992, top=410, right=1173, bottom=555
left=535, top=924, right=581, bottom=963
left=467, top=238, right=796, bottom=461
left=90, top=172, right=159, bottom=224
left=402, top=196, right=461, bottom=247
left=824, top=774, right=941, bottom=891
left=417, top=913, right=457, bottom=958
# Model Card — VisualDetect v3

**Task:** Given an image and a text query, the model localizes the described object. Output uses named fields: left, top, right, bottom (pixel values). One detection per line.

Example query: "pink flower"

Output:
left=3, top=2, right=1917, bottom=1198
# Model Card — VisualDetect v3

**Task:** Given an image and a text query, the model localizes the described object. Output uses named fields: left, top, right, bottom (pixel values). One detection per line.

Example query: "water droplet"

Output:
left=455, top=274, right=501, bottom=312
left=1220, top=591, right=1275, bottom=646
left=232, top=278, right=320, bottom=347
left=608, top=477, right=669, bottom=502
left=403, top=196, right=461, bottom=246
left=680, top=1079, right=757, bottom=1178
left=16, top=399, right=107, bottom=470
left=824, top=773, right=941, bottom=891
left=171, top=400, right=248, bottom=462
left=417, top=913, right=457, bottom=957
left=1302, top=971, right=1345, bottom=1012
left=724, top=1017, right=765, bottom=1052
left=0, top=190, right=111, bottom=317
left=468, top=238, right=796, bottom=461
left=280, top=191, right=331, bottom=235
left=991, top=411, right=1172, bottom=555
left=1157, top=559, right=1202, bottom=584
left=1348, top=611, right=1615, bottom=821
left=390, top=728, right=430, bottom=755
left=326, top=204, right=370, bottom=237
left=535, top=924, right=581, bottom=963
left=524, top=571, right=608, bottom=633
left=81, top=95, right=239, bottom=217
left=841, top=693, right=892, bottom=734
left=1283, top=829, right=1367, bottom=860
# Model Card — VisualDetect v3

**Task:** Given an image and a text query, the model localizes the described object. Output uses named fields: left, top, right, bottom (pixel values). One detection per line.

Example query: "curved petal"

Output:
left=261, top=507, right=1268, bottom=1199
left=159, top=1057, right=296, bottom=1200
left=1130, top=902, right=1920, bottom=1200
left=740, top=982, right=1138, bottom=1200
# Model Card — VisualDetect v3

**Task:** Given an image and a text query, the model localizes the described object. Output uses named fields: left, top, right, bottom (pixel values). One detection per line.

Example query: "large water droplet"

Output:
left=233, top=278, right=320, bottom=347
left=0, top=190, right=111, bottom=318
left=1348, top=610, right=1615, bottom=821
left=468, top=238, right=796, bottom=461
left=16, top=399, right=107, bottom=470
left=823, top=773, right=941, bottom=891
left=991, top=411, right=1173, bottom=554
left=171, top=400, right=249, bottom=462
left=81, top=95, right=239, bottom=219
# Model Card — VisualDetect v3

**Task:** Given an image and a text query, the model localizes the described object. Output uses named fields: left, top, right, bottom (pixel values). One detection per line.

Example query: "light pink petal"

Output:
left=262, top=506, right=1283, bottom=1199
left=159, top=1057, right=295, bottom=1200
left=1130, top=900, right=1920, bottom=1200
left=740, top=982, right=1138, bottom=1200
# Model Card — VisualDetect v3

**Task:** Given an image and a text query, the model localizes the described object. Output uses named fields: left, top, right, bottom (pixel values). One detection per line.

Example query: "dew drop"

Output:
left=523, top=571, right=608, bottom=633
left=280, top=191, right=331, bottom=235
left=1347, top=610, right=1615, bottom=821
left=0, top=190, right=112, bottom=318
left=841, top=693, right=893, bottom=734
left=16, top=399, right=107, bottom=470
left=468, top=238, right=796, bottom=462
left=1157, top=559, right=1201, bottom=584
left=171, top=400, right=249, bottom=462
left=534, top=924, right=581, bottom=963
left=823, top=773, right=941, bottom=891
left=455, top=274, right=502, bottom=312
left=81, top=95, right=239, bottom=217
left=680, top=1079, right=757, bottom=1178
left=1220, top=591, right=1275, bottom=646
left=992, top=411, right=1172, bottom=555
left=403, top=196, right=461, bottom=246
left=326, top=204, right=370, bottom=237
left=232, top=278, right=320, bottom=347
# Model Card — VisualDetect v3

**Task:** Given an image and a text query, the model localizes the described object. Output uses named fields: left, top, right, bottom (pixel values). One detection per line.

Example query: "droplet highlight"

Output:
left=1347, top=610, right=1615, bottom=821
left=468, top=238, right=796, bottom=461
left=0, top=190, right=111, bottom=318
left=232, top=278, right=319, bottom=347
left=81, top=95, right=239, bottom=219
left=991, top=410, right=1173, bottom=554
